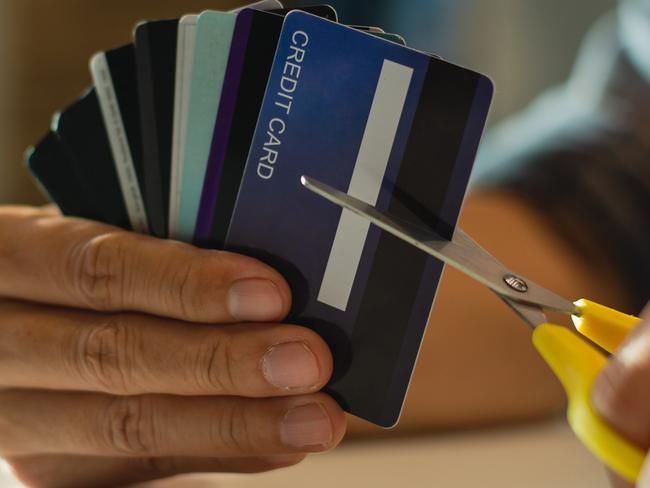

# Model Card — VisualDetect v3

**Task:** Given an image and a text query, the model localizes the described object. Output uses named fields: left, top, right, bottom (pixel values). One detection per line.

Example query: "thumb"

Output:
left=592, top=304, right=650, bottom=486
left=641, top=458, right=650, bottom=488
left=592, top=304, right=650, bottom=448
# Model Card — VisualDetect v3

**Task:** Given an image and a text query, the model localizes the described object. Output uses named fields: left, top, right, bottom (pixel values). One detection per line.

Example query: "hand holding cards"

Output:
left=26, top=4, right=493, bottom=427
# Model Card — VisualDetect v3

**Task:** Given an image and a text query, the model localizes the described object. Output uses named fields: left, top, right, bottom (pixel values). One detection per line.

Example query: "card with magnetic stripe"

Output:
left=26, top=130, right=100, bottom=220
left=91, top=45, right=149, bottom=234
left=53, top=88, right=132, bottom=230
left=135, top=19, right=179, bottom=238
left=225, top=12, right=493, bottom=426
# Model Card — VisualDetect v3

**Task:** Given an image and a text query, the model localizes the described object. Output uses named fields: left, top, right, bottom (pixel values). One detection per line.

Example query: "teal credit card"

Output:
left=174, top=0, right=282, bottom=242
left=174, top=10, right=238, bottom=242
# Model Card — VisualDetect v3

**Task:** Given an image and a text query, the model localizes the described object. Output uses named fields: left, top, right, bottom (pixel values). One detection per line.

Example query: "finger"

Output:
left=0, top=390, right=347, bottom=458
left=592, top=305, right=650, bottom=447
left=0, top=301, right=333, bottom=396
left=641, top=451, right=650, bottom=488
left=0, top=206, right=291, bottom=322
left=40, top=204, right=60, bottom=216
left=605, top=469, right=634, bottom=488
left=7, top=453, right=305, bottom=488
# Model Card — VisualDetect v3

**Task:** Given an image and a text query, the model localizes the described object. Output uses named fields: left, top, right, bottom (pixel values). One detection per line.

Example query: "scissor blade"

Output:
left=301, top=175, right=575, bottom=314
left=500, top=296, right=549, bottom=329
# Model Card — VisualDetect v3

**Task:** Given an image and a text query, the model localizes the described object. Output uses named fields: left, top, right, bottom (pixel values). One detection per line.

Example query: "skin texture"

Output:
left=0, top=191, right=638, bottom=486
left=0, top=205, right=346, bottom=487
left=593, top=305, right=650, bottom=488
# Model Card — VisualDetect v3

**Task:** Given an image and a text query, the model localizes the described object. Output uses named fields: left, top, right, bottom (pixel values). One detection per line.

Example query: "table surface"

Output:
left=0, top=419, right=610, bottom=488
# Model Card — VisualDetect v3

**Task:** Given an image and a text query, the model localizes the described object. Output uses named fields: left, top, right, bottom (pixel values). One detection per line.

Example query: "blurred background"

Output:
left=0, top=0, right=615, bottom=204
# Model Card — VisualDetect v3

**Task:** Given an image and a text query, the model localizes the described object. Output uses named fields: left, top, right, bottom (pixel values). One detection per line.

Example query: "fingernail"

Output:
left=281, top=403, right=333, bottom=449
left=262, top=342, right=321, bottom=390
left=227, top=279, right=284, bottom=321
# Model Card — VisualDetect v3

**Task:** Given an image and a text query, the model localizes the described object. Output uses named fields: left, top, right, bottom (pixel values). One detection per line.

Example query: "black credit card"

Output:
left=26, top=130, right=100, bottom=220
left=91, top=44, right=150, bottom=233
left=53, top=88, right=131, bottom=229
left=135, top=19, right=179, bottom=237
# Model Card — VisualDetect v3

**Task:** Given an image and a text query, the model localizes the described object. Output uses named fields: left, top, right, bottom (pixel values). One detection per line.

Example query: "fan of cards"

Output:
left=27, top=1, right=494, bottom=427
left=27, top=1, right=399, bottom=241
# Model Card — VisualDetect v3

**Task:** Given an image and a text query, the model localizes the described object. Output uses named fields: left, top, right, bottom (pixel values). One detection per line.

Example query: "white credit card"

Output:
left=91, top=49, right=149, bottom=234
left=169, top=14, right=198, bottom=239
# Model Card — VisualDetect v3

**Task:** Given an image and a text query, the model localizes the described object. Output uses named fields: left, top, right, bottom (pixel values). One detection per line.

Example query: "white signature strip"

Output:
left=317, top=59, right=414, bottom=311
left=91, top=52, right=149, bottom=233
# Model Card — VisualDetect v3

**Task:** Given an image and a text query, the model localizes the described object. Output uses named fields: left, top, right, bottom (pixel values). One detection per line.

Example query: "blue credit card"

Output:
left=225, top=11, right=493, bottom=426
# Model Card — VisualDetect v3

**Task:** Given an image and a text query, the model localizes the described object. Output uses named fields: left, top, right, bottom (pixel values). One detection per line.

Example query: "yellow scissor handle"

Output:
left=533, top=323, right=645, bottom=482
left=572, top=299, right=641, bottom=353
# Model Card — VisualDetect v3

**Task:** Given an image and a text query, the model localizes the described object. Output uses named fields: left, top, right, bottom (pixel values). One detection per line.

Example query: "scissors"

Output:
left=300, top=175, right=644, bottom=482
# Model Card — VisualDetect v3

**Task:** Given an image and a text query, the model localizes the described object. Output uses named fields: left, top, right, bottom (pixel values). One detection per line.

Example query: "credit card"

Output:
left=350, top=25, right=385, bottom=33
left=169, top=14, right=198, bottom=239
left=174, top=11, right=236, bottom=242
left=135, top=19, right=179, bottom=237
left=26, top=130, right=100, bottom=220
left=91, top=44, right=149, bottom=233
left=274, top=5, right=337, bottom=21
left=193, top=5, right=337, bottom=247
left=174, top=0, right=283, bottom=242
left=374, top=32, right=406, bottom=45
left=225, top=12, right=493, bottom=426
left=53, top=88, right=132, bottom=230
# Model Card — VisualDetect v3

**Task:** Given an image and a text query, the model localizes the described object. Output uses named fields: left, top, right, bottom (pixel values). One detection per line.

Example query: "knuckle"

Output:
left=99, top=396, right=157, bottom=456
left=74, top=315, right=135, bottom=394
left=211, top=402, right=254, bottom=455
left=191, top=337, right=237, bottom=394
left=171, top=251, right=240, bottom=320
left=171, top=256, right=215, bottom=320
left=172, top=260, right=200, bottom=320
left=68, top=233, right=129, bottom=310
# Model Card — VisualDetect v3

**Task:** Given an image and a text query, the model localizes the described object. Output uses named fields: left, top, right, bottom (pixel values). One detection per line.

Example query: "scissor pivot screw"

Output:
left=504, top=274, right=528, bottom=293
